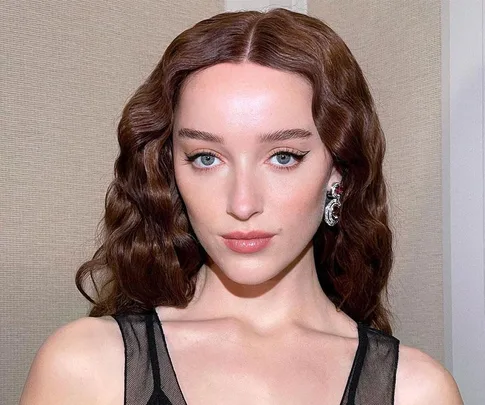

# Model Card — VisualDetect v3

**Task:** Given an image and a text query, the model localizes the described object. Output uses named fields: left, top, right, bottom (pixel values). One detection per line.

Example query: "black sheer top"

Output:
left=113, top=309, right=399, bottom=405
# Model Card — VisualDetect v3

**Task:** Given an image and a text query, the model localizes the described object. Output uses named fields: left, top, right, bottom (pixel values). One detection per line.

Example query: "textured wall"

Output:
left=307, top=1, right=443, bottom=362
left=1, top=1, right=223, bottom=404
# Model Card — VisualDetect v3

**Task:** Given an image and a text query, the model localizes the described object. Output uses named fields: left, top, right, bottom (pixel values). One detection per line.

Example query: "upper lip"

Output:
left=221, top=231, right=275, bottom=239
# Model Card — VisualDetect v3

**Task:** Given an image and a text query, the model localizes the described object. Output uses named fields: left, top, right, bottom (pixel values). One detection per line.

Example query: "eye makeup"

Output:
left=183, top=149, right=310, bottom=172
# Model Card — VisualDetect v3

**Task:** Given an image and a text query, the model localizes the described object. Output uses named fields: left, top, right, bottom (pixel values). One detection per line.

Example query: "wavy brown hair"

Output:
left=76, top=8, right=394, bottom=334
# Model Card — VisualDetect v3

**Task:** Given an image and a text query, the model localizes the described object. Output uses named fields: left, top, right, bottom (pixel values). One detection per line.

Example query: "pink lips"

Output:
left=221, top=231, right=275, bottom=254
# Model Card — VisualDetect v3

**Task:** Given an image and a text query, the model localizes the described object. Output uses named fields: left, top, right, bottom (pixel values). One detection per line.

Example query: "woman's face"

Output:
left=172, top=62, right=340, bottom=285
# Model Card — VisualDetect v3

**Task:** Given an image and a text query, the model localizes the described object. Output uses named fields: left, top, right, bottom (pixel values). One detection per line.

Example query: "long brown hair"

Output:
left=76, top=8, right=394, bottom=334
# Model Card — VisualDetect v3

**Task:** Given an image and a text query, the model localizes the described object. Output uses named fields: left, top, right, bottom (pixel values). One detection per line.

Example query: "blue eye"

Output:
left=184, top=152, right=221, bottom=169
left=197, top=154, right=217, bottom=166
left=270, top=152, right=297, bottom=166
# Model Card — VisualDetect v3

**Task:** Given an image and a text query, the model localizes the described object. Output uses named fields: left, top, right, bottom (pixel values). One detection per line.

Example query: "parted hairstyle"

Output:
left=76, top=8, right=394, bottom=334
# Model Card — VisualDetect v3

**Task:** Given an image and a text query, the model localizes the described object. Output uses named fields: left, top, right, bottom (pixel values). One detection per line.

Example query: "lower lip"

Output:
left=222, top=237, right=273, bottom=253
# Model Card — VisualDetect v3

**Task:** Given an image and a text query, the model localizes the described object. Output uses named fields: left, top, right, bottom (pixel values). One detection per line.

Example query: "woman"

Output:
left=20, top=8, right=462, bottom=405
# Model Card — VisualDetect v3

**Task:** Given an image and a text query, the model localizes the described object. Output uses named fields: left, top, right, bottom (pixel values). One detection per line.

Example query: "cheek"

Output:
left=174, top=166, right=220, bottom=225
left=278, top=177, right=326, bottom=225
left=176, top=173, right=327, bottom=217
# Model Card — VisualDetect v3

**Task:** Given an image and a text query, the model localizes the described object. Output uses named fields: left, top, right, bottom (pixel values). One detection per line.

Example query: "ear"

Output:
left=326, top=166, right=342, bottom=191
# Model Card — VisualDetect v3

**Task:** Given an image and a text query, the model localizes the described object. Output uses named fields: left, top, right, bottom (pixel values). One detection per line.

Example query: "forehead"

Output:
left=173, top=62, right=316, bottom=140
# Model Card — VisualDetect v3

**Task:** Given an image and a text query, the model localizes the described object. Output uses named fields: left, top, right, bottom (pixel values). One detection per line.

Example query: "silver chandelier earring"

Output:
left=324, top=182, right=342, bottom=227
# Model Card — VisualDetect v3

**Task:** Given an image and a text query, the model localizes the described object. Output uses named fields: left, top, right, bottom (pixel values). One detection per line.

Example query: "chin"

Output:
left=224, top=269, right=280, bottom=286
left=206, top=254, right=294, bottom=291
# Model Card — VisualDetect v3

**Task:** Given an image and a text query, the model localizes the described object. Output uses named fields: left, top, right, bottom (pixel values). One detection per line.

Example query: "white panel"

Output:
left=443, top=0, right=485, bottom=403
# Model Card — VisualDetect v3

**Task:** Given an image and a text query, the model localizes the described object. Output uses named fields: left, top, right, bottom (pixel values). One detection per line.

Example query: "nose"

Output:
left=226, top=168, right=263, bottom=221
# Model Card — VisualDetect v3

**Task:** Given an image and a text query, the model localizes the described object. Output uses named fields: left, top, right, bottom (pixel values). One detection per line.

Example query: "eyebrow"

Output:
left=177, top=128, right=314, bottom=144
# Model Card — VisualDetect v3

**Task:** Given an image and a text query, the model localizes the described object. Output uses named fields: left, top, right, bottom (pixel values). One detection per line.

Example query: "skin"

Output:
left=19, top=62, right=463, bottom=405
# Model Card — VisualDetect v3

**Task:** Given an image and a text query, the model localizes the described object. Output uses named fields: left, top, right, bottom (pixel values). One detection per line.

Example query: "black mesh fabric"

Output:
left=339, top=322, right=400, bottom=405
left=113, top=309, right=399, bottom=405
left=113, top=311, right=187, bottom=405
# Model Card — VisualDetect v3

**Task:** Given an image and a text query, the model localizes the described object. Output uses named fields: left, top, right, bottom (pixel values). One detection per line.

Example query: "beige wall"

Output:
left=0, top=1, right=223, bottom=404
left=308, top=1, right=443, bottom=362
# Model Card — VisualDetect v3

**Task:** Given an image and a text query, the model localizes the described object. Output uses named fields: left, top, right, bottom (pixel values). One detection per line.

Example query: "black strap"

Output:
left=145, top=313, right=163, bottom=392
left=347, top=322, right=369, bottom=405
left=145, top=313, right=173, bottom=404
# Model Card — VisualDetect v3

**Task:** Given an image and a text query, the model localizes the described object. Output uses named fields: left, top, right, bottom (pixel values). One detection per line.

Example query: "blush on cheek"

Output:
left=298, top=185, right=327, bottom=224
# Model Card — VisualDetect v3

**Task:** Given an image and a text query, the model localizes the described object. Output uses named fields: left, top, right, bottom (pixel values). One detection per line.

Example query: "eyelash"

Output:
left=183, top=149, right=310, bottom=172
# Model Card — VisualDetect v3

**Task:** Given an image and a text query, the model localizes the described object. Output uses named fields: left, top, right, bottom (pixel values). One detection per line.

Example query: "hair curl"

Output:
left=76, top=8, right=394, bottom=334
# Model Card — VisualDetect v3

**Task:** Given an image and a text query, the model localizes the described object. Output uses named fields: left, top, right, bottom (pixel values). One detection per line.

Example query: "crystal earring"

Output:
left=324, top=182, right=342, bottom=226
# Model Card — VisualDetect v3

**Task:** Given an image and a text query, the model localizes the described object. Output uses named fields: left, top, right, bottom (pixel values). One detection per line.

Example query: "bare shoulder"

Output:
left=20, top=316, right=124, bottom=405
left=394, top=343, right=463, bottom=405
